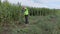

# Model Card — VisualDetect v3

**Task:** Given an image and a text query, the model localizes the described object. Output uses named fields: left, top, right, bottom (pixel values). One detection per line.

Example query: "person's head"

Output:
left=25, top=7, right=27, bottom=9
left=22, top=6, right=26, bottom=9
left=22, top=6, right=27, bottom=9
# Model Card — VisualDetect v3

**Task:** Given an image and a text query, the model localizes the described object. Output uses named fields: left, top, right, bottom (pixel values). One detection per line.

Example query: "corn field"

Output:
left=0, top=1, right=57, bottom=23
left=29, top=8, right=56, bottom=16
left=0, top=0, right=60, bottom=34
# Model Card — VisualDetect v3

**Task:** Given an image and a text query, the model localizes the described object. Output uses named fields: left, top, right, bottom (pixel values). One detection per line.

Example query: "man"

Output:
left=24, top=7, right=29, bottom=24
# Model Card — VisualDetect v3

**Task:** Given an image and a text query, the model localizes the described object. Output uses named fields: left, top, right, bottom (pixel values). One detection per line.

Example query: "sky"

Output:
left=1, top=0, right=60, bottom=9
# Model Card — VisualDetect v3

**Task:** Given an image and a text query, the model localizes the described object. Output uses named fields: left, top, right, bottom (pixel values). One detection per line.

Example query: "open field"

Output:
left=0, top=15, right=60, bottom=34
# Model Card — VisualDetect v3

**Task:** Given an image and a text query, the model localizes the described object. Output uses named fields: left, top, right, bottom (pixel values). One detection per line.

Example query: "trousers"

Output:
left=25, top=15, right=29, bottom=24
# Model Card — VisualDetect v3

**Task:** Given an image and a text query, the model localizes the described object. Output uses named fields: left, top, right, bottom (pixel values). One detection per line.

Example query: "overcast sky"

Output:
left=1, top=0, right=60, bottom=9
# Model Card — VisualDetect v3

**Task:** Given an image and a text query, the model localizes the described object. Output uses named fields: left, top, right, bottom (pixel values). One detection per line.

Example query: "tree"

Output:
left=0, top=0, right=1, bottom=5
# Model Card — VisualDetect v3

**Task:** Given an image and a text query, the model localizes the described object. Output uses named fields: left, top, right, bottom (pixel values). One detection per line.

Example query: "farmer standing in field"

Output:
left=22, top=6, right=29, bottom=24
left=24, top=7, right=29, bottom=24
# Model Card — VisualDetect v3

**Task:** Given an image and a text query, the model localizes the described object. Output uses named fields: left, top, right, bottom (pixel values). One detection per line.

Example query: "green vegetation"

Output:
left=0, top=0, right=60, bottom=34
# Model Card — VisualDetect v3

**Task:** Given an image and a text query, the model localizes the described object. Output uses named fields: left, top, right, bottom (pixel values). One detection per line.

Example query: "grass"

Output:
left=0, top=15, right=60, bottom=34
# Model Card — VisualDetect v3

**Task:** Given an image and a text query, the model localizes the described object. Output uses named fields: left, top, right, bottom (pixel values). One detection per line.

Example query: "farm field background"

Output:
left=0, top=0, right=60, bottom=34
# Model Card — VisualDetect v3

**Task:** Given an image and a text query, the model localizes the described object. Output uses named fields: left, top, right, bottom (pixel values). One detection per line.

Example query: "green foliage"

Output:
left=0, top=1, right=60, bottom=34
left=28, top=7, right=57, bottom=16
left=0, top=1, right=59, bottom=23
left=0, top=1, right=21, bottom=23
